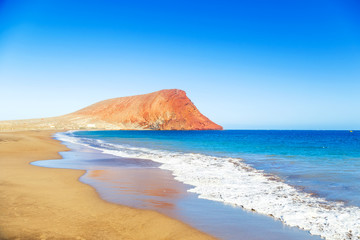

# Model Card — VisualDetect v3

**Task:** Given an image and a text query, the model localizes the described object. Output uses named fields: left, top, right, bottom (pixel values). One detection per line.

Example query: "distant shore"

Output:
left=0, top=130, right=213, bottom=240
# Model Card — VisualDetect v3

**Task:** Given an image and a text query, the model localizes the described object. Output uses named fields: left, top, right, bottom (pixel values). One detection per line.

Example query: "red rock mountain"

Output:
left=69, top=89, right=222, bottom=130
left=0, top=89, right=222, bottom=131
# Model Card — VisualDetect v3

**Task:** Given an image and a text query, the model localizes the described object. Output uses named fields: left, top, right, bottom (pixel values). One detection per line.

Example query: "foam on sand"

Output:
left=57, top=132, right=360, bottom=240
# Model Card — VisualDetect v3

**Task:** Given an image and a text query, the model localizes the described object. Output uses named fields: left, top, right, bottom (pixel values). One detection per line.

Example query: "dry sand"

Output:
left=0, top=131, right=214, bottom=240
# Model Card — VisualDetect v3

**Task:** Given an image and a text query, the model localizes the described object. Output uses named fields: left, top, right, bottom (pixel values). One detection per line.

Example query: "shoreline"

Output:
left=0, top=130, right=214, bottom=240
left=41, top=134, right=323, bottom=240
left=56, top=130, right=360, bottom=240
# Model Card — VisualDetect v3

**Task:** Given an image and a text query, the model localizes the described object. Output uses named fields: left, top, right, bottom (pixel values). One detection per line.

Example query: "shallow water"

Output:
left=71, top=130, right=360, bottom=207
left=33, top=130, right=360, bottom=240
left=33, top=141, right=321, bottom=240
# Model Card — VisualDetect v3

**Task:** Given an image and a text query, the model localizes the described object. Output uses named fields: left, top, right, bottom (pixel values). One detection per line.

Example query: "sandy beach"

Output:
left=0, top=130, right=214, bottom=240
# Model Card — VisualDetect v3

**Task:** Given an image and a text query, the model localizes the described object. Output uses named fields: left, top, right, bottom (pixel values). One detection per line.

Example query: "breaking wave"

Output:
left=56, top=131, right=360, bottom=240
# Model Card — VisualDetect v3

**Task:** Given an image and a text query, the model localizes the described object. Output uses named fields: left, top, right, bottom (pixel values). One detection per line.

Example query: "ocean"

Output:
left=34, top=130, right=360, bottom=240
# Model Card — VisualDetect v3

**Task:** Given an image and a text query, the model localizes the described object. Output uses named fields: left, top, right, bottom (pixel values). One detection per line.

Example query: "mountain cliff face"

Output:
left=0, top=89, right=222, bottom=131
left=69, top=89, right=222, bottom=130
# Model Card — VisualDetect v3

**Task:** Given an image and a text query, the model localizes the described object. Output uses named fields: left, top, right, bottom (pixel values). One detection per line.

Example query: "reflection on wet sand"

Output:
left=85, top=167, right=188, bottom=216
left=33, top=142, right=323, bottom=240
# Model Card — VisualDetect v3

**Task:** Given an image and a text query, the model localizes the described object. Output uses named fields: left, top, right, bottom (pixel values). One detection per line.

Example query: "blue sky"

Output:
left=0, top=0, right=359, bottom=129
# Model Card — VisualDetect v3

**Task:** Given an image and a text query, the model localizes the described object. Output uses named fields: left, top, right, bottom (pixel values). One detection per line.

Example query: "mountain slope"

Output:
left=69, top=89, right=222, bottom=130
left=0, top=89, right=223, bottom=131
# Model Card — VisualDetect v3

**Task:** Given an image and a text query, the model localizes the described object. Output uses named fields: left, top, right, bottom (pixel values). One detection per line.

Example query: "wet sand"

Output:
left=0, top=131, right=214, bottom=240
left=32, top=136, right=322, bottom=240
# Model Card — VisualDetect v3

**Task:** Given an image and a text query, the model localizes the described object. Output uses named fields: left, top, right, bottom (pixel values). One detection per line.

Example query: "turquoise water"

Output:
left=35, top=130, right=360, bottom=240
left=73, top=130, right=360, bottom=206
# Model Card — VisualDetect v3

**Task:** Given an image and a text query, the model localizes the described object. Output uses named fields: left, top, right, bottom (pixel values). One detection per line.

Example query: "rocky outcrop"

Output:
left=0, top=89, right=222, bottom=131
left=69, top=89, right=222, bottom=130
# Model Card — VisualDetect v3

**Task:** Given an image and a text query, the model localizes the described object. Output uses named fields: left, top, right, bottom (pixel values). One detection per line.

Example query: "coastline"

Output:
left=0, top=130, right=214, bottom=240
left=38, top=133, right=322, bottom=240
left=53, top=130, right=360, bottom=240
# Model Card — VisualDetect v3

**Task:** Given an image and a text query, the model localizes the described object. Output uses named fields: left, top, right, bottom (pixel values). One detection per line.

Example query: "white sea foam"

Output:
left=56, top=132, right=360, bottom=240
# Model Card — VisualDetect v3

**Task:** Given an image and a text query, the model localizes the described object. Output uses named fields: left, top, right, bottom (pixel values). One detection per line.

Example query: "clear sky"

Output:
left=1, top=0, right=359, bottom=129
